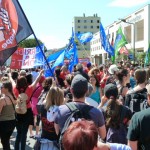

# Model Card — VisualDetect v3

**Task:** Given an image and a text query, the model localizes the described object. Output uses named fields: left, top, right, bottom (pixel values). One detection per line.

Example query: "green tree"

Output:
left=19, top=38, right=47, bottom=52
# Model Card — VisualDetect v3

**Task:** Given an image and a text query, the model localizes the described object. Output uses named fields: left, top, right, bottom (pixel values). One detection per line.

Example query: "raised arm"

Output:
left=31, top=69, right=44, bottom=89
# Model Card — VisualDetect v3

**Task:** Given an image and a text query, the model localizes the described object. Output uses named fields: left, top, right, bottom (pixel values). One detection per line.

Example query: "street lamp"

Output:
left=120, top=19, right=135, bottom=65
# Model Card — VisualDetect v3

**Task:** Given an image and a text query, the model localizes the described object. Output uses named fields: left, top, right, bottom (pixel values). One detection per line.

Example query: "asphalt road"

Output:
left=0, top=128, right=36, bottom=150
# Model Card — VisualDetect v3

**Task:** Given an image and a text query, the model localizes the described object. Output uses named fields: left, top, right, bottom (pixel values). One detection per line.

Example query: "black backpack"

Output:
left=59, top=102, right=93, bottom=150
left=125, top=89, right=147, bottom=114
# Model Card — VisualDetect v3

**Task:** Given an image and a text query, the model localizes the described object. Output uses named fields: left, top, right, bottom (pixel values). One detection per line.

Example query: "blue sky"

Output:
left=19, top=0, right=149, bottom=50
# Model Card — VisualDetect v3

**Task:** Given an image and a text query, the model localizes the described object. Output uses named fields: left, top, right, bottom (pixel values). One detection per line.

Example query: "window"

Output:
left=84, top=20, right=86, bottom=23
left=78, top=26, right=80, bottom=28
left=91, top=20, right=93, bottom=23
left=91, top=26, right=93, bottom=29
left=78, top=31, right=80, bottom=34
left=97, top=26, right=99, bottom=29
left=84, top=26, right=87, bottom=29
left=78, top=20, right=80, bottom=23
left=97, top=20, right=99, bottom=23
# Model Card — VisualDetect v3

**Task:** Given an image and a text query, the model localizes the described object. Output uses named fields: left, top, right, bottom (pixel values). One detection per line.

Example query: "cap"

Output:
left=108, top=64, right=119, bottom=75
left=87, top=62, right=91, bottom=68
left=71, top=74, right=88, bottom=93
left=104, top=83, right=118, bottom=99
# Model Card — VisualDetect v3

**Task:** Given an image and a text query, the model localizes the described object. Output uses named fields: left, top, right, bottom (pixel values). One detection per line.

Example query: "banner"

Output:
left=10, top=45, right=44, bottom=69
left=0, top=0, right=32, bottom=66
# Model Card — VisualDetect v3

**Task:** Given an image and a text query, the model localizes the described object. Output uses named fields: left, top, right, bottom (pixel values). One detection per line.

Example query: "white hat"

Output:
left=108, top=65, right=119, bottom=75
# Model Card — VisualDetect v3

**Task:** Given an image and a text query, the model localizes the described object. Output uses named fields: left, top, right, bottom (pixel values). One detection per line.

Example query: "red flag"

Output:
left=0, top=0, right=32, bottom=66
left=119, top=46, right=128, bottom=55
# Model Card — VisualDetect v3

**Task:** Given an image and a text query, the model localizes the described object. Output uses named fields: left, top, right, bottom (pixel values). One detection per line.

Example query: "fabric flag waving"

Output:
left=99, top=23, right=114, bottom=56
left=10, top=45, right=44, bottom=69
left=44, top=49, right=65, bottom=77
left=144, top=43, right=150, bottom=66
left=0, top=0, right=32, bottom=66
left=119, top=46, right=128, bottom=55
left=76, top=32, right=93, bottom=44
left=112, top=26, right=128, bottom=63
left=65, top=28, right=78, bottom=72
left=114, top=27, right=128, bottom=56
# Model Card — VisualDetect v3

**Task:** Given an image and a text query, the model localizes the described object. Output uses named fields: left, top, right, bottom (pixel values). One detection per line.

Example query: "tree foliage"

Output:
left=18, top=38, right=47, bottom=52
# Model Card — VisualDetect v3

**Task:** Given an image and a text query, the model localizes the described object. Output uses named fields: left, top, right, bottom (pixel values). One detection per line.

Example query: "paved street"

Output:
left=0, top=128, right=36, bottom=150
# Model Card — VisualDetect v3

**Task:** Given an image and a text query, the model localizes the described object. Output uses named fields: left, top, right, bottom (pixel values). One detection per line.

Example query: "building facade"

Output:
left=73, top=14, right=100, bottom=58
left=90, top=4, right=150, bottom=65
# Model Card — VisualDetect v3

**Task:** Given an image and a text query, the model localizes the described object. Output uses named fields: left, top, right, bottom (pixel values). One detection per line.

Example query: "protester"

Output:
left=9, top=69, right=44, bottom=150
left=40, top=86, right=64, bottom=141
left=0, top=81, right=16, bottom=150
left=63, top=120, right=132, bottom=150
left=116, top=69, right=130, bottom=104
left=127, top=108, right=150, bottom=150
left=29, top=75, right=45, bottom=138
left=89, top=74, right=102, bottom=104
left=54, top=74, right=106, bottom=141
left=104, top=83, right=132, bottom=144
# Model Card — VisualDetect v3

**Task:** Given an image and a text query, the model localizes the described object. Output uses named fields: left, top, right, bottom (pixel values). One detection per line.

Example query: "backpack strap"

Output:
left=120, top=106, right=126, bottom=124
left=65, top=102, right=78, bottom=112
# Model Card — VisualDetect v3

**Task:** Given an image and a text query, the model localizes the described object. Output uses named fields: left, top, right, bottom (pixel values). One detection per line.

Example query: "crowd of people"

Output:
left=0, top=61, right=150, bottom=150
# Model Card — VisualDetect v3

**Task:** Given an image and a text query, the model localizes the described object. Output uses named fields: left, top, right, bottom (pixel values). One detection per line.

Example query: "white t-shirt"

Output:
left=85, top=97, right=99, bottom=108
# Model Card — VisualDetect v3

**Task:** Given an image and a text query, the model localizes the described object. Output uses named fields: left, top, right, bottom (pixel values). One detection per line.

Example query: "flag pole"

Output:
left=16, top=0, right=54, bottom=77
left=80, top=44, right=91, bottom=58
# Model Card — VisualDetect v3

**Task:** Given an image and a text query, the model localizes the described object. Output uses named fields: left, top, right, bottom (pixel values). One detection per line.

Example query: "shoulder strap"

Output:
left=6, top=95, right=15, bottom=111
left=29, top=85, right=41, bottom=101
left=65, top=102, right=78, bottom=112
left=120, top=106, right=126, bottom=123
left=120, top=86, right=125, bottom=95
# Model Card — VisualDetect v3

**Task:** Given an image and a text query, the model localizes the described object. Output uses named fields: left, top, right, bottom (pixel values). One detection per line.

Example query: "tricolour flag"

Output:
left=144, top=43, right=150, bottom=66
left=0, top=0, right=32, bottom=66
left=99, top=23, right=114, bottom=56
left=10, top=45, right=44, bottom=69
left=119, top=46, right=128, bottom=55
left=76, top=32, right=93, bottom=44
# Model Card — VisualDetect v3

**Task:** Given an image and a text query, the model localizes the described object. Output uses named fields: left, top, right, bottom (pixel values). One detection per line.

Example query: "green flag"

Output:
left=112, top=27, right=128, bottom=63
left=144, top=43, right=150, bottom=66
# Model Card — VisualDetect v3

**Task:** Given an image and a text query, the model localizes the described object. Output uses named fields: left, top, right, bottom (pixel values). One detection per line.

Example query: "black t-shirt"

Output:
left=40, top=105, right=58, bottom=141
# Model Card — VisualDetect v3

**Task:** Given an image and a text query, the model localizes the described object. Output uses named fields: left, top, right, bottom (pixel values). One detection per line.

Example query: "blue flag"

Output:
left=99, top=23, right=115, bottom=56
left=76, top=32, right=93, bottom=44
left=44, top=49, right=65, bottom=77
left=65, top=28, right=78, bottom=72
left=34, top=45, right=45, bottom=67
left=67, top=42, right=78, bottom=72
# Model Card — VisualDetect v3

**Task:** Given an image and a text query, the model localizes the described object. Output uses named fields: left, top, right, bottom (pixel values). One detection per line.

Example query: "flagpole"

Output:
left=80, top=44, right=91, bottom=58
left=16, top=0, right=54, bottom=77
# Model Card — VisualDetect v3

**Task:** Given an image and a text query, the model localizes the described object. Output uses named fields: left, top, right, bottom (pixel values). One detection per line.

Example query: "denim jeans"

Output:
left=0, top=120, right=16, bottom=150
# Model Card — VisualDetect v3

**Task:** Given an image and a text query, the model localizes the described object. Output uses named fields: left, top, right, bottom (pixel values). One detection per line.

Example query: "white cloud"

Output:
left=40, top=35, right=67, bottom=50
left=108, top=0, right=149, bottom=8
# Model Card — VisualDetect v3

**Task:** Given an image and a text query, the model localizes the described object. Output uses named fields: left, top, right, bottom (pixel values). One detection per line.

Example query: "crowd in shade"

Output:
left=0, top=60, right=150, bottom=150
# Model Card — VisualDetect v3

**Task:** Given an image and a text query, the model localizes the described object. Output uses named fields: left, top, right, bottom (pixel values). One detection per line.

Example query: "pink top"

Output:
left=31, top=84, right=43, bottom=115
left=13, top=85, right=34, bottom=109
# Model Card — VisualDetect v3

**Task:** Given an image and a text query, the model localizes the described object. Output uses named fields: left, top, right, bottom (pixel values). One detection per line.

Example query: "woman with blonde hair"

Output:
left=40, top=86, right=64, bottom=141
